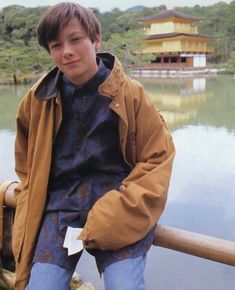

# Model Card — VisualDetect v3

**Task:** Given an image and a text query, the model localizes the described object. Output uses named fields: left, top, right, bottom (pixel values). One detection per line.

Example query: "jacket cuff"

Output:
left=77, top=227, right=99, bottom=249
left=77, top=227, right=88, bottom=241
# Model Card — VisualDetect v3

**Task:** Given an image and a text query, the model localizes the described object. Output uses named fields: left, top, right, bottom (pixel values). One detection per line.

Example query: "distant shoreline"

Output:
left=1, top=67, right=234, bottom=85
left=0, top=72, right=45, bottom=85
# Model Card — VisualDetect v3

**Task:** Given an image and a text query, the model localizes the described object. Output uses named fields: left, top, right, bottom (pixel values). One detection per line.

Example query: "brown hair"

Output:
left=37, top=2, right=101, bottom=52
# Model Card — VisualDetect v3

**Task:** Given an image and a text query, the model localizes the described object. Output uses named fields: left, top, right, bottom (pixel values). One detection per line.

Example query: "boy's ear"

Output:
left=95, top=36, right=101, bottom=51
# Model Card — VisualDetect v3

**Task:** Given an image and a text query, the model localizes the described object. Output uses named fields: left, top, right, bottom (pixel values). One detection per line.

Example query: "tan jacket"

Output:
left=13, top=53, right=175, bottom=289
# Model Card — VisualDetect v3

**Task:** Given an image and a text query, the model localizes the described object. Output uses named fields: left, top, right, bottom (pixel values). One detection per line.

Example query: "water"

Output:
left=0, top=76, right=235, bottom=289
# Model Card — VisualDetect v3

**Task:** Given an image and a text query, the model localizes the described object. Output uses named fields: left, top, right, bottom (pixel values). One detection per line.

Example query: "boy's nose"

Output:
left=63, top=44, right=74, bottom=57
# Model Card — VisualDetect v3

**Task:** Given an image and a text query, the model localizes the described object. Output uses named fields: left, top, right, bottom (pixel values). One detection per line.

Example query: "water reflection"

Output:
left=137, top=77, right=209, bottom=129
left=167, top=126, right=235, bottom=238
left=138, top=76, right=235, bottom=132
left=0, top=76, right=235, bottom=290
left=0, top=130, right=17, bottom=181
left=0, top=85, right=30, bottom=131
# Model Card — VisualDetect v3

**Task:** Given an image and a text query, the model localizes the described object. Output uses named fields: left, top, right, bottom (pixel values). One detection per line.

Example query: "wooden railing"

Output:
left=1, top=182, right=235, bottom=267
left=154, top=224, right=235, bottom=266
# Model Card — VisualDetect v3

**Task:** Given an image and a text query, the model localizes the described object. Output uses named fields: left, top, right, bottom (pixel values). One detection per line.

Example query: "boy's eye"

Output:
left=50, top=43, right=61, bottom=49
left=71, top=37, right=82, bottom=42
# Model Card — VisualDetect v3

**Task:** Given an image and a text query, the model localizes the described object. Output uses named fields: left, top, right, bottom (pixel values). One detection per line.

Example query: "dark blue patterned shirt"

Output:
left=33, top=58, right=155, bottom=273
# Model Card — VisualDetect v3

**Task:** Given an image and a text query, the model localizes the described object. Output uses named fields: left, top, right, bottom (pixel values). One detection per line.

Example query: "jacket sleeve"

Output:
left=79, top=86, right=175, bottom=251
left=14, top=96, right=30, bottom=199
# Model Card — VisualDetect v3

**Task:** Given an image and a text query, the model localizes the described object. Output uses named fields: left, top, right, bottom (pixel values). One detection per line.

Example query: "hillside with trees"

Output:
left=0, top=1, right=235, bottom=83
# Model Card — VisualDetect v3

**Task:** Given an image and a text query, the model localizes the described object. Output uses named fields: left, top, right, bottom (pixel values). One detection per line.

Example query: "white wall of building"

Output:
left=193, top=54, right=206, bottom=67
left=181, top=53, right=207, bottom=67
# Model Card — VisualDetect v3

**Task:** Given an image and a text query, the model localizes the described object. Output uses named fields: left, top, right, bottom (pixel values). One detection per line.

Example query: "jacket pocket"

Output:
left=12, top=190, right=28, bottom=262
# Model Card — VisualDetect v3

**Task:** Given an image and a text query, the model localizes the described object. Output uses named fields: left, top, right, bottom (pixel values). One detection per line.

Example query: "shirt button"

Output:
left=76, top=144, right=81, bottom=151
left=115, top=103, right=120, bottom=108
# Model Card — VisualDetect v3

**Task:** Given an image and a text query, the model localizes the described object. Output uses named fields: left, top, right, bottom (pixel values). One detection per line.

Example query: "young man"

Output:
left=13, top=2, right=175, bottom=290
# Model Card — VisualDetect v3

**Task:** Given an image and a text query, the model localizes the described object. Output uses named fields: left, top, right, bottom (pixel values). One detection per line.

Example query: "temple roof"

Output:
left=139, top=10, right=203, bottom=23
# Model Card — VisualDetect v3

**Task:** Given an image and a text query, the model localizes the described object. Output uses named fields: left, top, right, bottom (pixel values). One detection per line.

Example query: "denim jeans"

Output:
left=25, top=255, right=147, bottom=290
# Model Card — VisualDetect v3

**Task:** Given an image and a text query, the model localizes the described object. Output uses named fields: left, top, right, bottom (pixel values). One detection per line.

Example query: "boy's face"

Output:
left=48, top=17, right=100, bottom=86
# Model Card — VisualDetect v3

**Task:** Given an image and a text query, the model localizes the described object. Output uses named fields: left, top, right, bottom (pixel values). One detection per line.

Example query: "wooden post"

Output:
left=0, top=181, right=17, bottom=208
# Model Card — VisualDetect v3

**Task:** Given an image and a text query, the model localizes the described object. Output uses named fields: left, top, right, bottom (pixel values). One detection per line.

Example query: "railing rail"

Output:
left=1, top=182, right=235, bottom=267
left=154, top=224, right=235, bottom=267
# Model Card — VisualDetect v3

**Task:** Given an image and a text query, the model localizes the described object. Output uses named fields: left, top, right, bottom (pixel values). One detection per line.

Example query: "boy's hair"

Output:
left=37, top=2, right=101, bottom=52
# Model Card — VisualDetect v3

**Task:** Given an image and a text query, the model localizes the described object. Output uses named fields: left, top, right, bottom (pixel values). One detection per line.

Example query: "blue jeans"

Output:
left=25, top=255, right=147, bottom=290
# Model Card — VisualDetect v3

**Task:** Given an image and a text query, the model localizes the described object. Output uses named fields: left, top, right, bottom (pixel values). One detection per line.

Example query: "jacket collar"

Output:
left=34, top=52, right=125, bottom=101
left=98, top=53, right=125, bottom=98
left=35, top=67, right=61, bottom=101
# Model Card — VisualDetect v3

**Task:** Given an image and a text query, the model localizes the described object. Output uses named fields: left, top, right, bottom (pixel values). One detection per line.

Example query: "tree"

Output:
left=227, top=51, right=235, bottom=69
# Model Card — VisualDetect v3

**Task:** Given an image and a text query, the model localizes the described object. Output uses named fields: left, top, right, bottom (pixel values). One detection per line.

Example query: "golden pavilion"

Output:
left=138, top=10, right=214, bottom=69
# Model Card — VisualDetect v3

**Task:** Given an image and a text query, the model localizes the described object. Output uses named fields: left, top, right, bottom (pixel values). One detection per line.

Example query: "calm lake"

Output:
left=0, top=75, right=235, bottom=290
